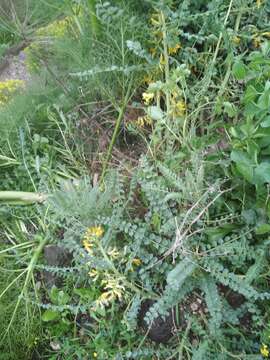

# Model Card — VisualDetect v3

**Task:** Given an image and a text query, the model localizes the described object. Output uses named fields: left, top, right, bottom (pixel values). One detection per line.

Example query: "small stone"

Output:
left=50, top=341, right=61, bottom=351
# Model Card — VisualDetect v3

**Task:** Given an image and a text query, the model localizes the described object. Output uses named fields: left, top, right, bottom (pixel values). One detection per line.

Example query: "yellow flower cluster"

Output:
left=135, top=115, right=152, bottom=128
left=132, top=258, right=142, bottom=266
left=168, top=43, right=181, bottom=55
left=36, top=16, right=73, bottom=38
left=171, top=93, right=186, bottom=117
left=81, top=226, right=142, bottom=310
left=0, top=79, right=24, bottom=106
left=232, top=36, right=241, bottom=45
left=142, top=92, right=155, bottom=105
left=261, top=343, right=269, bottom=357
left=94, top=275, right=126, bottom=309
left=83, top=225, right=104, bottom=255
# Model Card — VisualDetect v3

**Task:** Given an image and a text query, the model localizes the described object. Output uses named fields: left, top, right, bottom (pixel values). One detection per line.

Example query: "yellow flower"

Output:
left=159, top=54, right=166, bottom=66
left=135, top=115, right=152, bottom=128
left=261, top=32, right=270, bottom=38
left=82, top=226, right=104, bottom=253
left=142, top=92, right=154, bottom=105
left=36, top=16, right=74, bottom=38
left=96, top=277, right=125, bottom=307
left=253, top=36, right=261, bottom=48
left=176, top=100, right=186, bottom=114
left=143, top=75, right=153, bottom=84
left=150, top=14, right=160, bottom=26
left=132, top=258, right=142, bottom=266
left=85, top=226, right=104, bottom=239
left=232, top=36, right=241, bottom=45
left=149, top=47, right=157, bottom=57
left=0, top=79, right=25, bottom=106
left=83, top=239, right=94, bottom=254
left=257, top=0, right=263, bottom=8
left=93, top=352, right=98, bottom=358
left=107, top=248, right=120, bottom=259
left=168, top=43, right=181, bottom=55
left=89, top=269, right=98, bottom=281
left=261, top=344, right=269, bottom=357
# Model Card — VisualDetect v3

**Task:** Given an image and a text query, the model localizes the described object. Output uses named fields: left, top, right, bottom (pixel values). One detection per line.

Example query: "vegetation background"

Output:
left=0, top=0, right=270, bottom=359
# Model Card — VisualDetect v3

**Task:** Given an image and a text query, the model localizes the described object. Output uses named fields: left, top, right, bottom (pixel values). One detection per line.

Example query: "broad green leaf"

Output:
left=244, top=85, right=258, bottom=104
left=257, top=90, right=270, bottom=110
left=205, top=224, right=237, bottom=242
left=231, top=150, right=254, bottom=182
left=42, top=309, right=60, bottom=322
left=236, top=163, right=254, bottom=183
left=254, top=162, right=270, bottom=184
left=247, top=140, right=259, bottom=163
left=261, top=116, right=270, bottom=128
left=230, top=126, right=240, bottom=138
left=232, top=61, right=247, bottom=80
left=58, top=290, right=70, bottom=305
left=224, top=101, right=237, bottom=117
left=74, top=288, right=94, bottom=299
left=231, top=150, right=253, bottom=166
left=244, top=102, right=261, bottom=118
left=255, top=224, right=270, bottom=235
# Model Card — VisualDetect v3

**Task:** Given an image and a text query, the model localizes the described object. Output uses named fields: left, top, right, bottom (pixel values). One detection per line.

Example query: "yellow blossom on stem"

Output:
left=89, top=269, right=98, bottom=281
left=261, top=344, right=269, bottom=357
left=82, top=226, right=104, bottom=254
left=132, top=258, right=142, bottom=266
left=176, top=100, right=186, bottom=115
left=135, top=115, right=152, bottom=128
left=253, top=37, right=261, bottom=48
left=0, top=79, right=25, bottom=106
left=159, top=53, right=166, bottom=66
left=85, top=226, right=104, bottom=239
left=142, top=92, right=154, bottom=105
left=83, top=239, right=94, bottom=254
left=149, top=47, right=157, bottom=57
left=232, top=36, right=241, bottom=45
left=168, top=43, right=181, bottom=55
left=107, top=248, right=120, bottom=259
left=143, top=75, right=153, bottom=84
left=257, top=0, right=263, bottom=8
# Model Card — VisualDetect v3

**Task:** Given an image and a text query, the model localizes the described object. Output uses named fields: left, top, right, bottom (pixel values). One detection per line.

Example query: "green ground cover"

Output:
left=0, top=0, right=270, bottom=359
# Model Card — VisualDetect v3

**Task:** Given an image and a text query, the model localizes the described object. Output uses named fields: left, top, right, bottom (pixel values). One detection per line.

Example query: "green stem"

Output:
left=160, top=11, right=170, bottom=117
left=3, top=236, right=48, bottom=339
left=100, top=82, right=132, bottom=183
left=88, top=0, right=101, bottom=38
left=217, top=8, right=243, bottom=99
left=0, top=191, right=47, bottom=204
